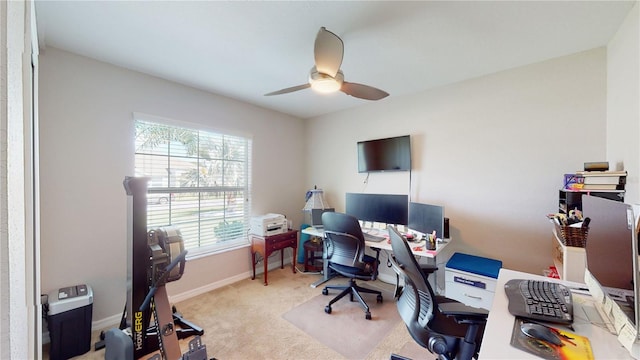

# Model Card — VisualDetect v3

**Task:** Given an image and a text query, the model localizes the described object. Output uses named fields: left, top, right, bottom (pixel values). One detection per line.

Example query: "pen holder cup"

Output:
left=555, top=223, right=589, bottom=248
left=426, top=235, right=436, bottom=250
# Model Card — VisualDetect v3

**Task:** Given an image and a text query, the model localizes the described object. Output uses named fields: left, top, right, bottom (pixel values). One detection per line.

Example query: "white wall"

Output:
left=607, top=2, right=639, bottom=205
left=38, top=48, right=307, bottom=324
left=306, top=48, right=608, bottom=276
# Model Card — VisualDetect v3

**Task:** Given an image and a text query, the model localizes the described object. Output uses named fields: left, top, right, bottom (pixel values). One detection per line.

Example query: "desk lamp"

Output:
left=303, top=188, right=330, bottom=211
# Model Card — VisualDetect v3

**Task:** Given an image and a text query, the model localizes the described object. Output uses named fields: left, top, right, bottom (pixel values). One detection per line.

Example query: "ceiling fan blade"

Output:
left=314, top=27, right=343, bottom=77
left=341, top=82, right=389, bottom=100
left=264, top=84, right=311, bottom=96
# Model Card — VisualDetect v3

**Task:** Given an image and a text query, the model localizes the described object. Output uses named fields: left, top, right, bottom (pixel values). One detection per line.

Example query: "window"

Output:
left=134, top=116, right=252, bottom=256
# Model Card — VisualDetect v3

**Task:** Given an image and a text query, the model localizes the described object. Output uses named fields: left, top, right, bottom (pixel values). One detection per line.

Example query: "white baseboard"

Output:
left=42, top=256, right=297, bottom=345
left=169, top=271, right=251, bottom=304
left=92, top=313, right=123, bottom=332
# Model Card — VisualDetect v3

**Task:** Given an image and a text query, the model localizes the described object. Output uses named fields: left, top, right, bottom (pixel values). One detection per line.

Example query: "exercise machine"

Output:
left=98, top=177, right=208, bottom=359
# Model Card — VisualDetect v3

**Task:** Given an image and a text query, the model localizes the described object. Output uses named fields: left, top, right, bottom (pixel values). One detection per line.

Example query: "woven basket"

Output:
left=554, top=222, right=589, bottom=248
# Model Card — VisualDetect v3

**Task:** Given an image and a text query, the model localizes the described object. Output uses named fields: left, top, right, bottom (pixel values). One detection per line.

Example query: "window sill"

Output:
left=186, top=241, right=251, bottom=261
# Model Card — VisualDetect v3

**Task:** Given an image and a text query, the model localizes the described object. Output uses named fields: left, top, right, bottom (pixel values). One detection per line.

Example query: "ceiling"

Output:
left=35, top=1, right=635, bottom=119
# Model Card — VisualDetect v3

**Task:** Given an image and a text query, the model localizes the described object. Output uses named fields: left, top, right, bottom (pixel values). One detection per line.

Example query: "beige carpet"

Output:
left=48, top=268, right=425, bottom=360
left=282, top=287, right=399, bottom=359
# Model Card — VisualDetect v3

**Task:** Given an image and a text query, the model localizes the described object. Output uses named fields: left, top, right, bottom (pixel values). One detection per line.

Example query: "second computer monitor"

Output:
left=345, top=193, right=408, bottom=225
left=583, top=195, right=635, bottom=290
left=582, top=194, right=639, bottom=339
left=408, top=202, right=444, bottom=239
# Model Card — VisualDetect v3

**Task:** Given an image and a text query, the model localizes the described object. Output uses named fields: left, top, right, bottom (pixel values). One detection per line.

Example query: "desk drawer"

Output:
left=446, top=281, right=494, bottom=310
left=445, top=269, right=497, bottom=310
left=266, top=231, right=297, bottom=250
left=269, top=237, right=297, bottom=251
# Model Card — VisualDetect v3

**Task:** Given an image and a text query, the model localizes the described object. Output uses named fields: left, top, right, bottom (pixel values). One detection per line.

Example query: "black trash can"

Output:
left=47, top=284, right=93, bottom=360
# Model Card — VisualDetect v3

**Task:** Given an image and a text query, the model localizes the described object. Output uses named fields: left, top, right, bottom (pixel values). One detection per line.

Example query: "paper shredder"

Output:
left=47, top=284, right=93, bottom=360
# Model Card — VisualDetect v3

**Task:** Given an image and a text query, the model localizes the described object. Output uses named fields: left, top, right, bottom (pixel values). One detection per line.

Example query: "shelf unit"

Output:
left=558, top=189, right=624, bottom=214
left=552, top=171, right=626, bottom=283
left=551, top=225, right=586, bottom=283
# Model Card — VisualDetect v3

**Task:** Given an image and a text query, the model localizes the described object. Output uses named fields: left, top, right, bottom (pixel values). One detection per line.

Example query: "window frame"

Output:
left=133, top=113, right=253, bottom=258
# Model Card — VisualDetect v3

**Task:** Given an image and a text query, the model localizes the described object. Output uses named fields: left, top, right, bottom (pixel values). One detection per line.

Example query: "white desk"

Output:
left=301, top=226, right=451, bottom=288
left=480, top=268, right=633, bottom=359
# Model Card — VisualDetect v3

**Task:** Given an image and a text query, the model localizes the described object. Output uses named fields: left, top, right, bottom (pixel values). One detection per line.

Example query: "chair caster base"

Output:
left=325, top=305, right=332, bottom=314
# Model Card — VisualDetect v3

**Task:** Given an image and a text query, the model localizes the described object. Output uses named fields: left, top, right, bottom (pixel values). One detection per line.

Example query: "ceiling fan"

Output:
left=265, top=27, right=389, bottom=101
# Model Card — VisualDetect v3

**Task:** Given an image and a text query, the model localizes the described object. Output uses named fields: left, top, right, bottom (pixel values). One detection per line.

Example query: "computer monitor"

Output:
left=582, top=195, right=639, bottom=349
left=310, top=208, right=334, bottom=228
left=408, top=202, right=444, bottom=239
left=345, top=193, right=408, bottom=226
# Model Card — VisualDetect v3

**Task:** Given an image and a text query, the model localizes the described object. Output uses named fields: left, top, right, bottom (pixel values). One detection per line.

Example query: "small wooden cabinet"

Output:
left=251, top=230, right=298, bottom=285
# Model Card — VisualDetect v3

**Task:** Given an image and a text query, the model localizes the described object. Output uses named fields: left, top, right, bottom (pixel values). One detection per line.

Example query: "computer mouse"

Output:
left=520, top=323, right=563, bottom=346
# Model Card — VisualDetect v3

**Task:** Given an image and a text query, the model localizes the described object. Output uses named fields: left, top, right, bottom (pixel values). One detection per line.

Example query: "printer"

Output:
left=250, top=213, right=288, bottom=236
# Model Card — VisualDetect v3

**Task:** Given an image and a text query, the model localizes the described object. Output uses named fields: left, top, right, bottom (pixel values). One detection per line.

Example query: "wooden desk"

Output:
left=480, top=268, right=634, bottom=359
left=250, top=230, right=298, bottom=285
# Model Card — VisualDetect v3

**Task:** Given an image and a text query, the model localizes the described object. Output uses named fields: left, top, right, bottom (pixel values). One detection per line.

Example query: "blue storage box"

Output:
left=446, top=252, right=502, bottom=279
left=445, top=253, right=502, bottom=309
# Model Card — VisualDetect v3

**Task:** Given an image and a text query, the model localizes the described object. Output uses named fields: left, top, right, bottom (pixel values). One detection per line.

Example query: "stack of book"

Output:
left=574, top=170, right=627, bottom=190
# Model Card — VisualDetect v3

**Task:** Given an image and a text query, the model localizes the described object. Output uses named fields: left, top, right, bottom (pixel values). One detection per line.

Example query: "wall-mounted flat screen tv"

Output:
left=357, top=135, right=411, bottom=173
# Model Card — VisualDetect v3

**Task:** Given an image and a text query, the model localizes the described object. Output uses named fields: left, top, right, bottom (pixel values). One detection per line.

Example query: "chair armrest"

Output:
left=439, top=302, right=489, bottom=322
left=420, top=264, right=438, bottom=275
left=371, top=247, right=381, bottom=259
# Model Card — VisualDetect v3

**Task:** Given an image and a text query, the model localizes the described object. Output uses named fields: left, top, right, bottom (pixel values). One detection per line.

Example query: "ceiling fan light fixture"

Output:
left=309, top=68, right=344, bottom=94
left=311, top=78, right=340, bottom=93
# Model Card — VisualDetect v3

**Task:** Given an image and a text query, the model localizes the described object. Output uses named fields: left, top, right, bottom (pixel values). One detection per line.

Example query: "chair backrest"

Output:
left=387, top=226, right=438, bottom=349
left=389, top=226, right=486, bottom=360
left=321, top=212, right=370, bottom=272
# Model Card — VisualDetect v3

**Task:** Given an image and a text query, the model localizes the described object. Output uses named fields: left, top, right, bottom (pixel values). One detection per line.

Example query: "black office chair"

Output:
left=321, top=212, right=383, bottom=320
left=387, top=226, right=488, bottom=360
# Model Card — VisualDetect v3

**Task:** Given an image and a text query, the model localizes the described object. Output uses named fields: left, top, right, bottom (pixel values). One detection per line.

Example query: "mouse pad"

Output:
left=510, top=317, right=594, bottom=360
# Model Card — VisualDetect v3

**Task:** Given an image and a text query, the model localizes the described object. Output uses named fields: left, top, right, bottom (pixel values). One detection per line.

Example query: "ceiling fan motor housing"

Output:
left=309, top=67, right=344, bottom=93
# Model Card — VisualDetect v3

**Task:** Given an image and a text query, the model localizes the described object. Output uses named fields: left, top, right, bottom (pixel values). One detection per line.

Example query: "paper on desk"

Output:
left=579, top=288, right=638, bottom=352
left=584, top=272, right=605, bottom=303
left=573, top=292, right=616, bottom=333
left=409, top=242, right=437, bottom=255
left=612, top=302, right=631, bottom=334
left=618, top=323, right=638, bottom=353
left=603, top=296, right=614, bottom=319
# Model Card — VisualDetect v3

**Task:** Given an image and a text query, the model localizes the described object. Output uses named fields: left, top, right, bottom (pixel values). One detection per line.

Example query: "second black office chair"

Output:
left=321, top=212, right=382, bottom=320
left=387, top=226, right=488, bottom=360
